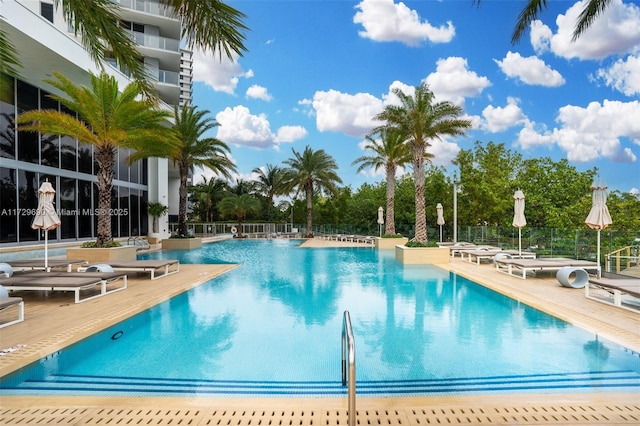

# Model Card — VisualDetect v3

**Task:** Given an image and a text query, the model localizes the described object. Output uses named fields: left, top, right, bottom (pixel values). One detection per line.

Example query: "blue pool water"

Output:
left=2, top=239, right=639, bottom=397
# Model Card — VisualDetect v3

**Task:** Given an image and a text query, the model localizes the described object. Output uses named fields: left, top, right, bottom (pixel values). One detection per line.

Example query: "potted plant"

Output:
left=148, top=202, right=168, bottom=243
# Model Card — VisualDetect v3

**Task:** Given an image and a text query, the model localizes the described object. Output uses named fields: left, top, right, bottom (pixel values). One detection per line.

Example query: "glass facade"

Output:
left=0, top=74, right=149, bottom=245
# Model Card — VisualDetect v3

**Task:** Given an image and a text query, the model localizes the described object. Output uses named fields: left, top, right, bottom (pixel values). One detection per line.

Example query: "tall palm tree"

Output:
left=171, top=104, right=236, bottom=237
left=282, top=145, right=342, bottom=238
left=474, top=0, right=613, bottom=43
left=190, top=176, right=229, bottom=222
left=218, top=193, right=261, bottom=238
left=372, top=83, right=471, bottom=245
left=15, top=71, right=177, bottom=247
left=1, top=0, right=248, bottom=97
left=252, top=164, right=286, bottom=221
left=352, top=128, right=413, bottom=236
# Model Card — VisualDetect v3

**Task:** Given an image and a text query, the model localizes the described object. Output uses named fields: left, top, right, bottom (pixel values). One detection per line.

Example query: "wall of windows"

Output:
left=0, top=74, right=149, bottom=245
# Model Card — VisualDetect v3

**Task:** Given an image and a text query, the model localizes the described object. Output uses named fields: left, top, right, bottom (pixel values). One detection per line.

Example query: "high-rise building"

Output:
left=0, top=0, right=192, bottom=246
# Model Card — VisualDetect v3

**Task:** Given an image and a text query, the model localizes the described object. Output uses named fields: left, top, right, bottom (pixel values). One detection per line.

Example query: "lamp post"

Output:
left=453, top=172, right=459, bottom=243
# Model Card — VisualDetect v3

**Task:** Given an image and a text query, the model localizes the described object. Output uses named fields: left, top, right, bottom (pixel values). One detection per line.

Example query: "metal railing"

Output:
left=127, top=236, right=150, bottom=251
left=341, top=310, right=356, bottom=426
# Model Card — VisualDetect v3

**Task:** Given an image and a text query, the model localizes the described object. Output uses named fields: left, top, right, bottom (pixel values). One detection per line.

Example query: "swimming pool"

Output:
left=2, top=239, right=639, bottom=397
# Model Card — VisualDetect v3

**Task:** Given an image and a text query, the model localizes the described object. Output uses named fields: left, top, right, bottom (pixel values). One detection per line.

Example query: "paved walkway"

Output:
left=1, top=238, right=639, bottom=425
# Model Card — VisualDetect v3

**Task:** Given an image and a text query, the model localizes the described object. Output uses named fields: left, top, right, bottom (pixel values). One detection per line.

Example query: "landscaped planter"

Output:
left=376, top=237, right=409, bottom=249
left=67, top=245, right=138, bottom=263
left=395, top=245, right=450, bottom=265
left=162, top=237, right=202, bottom=250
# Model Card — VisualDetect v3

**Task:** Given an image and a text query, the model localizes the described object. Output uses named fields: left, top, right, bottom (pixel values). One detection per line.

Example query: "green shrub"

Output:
left=81, top=240, right=121, bottom=248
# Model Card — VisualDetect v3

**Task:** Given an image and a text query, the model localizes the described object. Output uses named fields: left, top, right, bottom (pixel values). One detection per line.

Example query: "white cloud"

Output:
left=516, top=100, right=640, bottom=163
left=193, top=49, right=253, bottom=95
left=428, top=137, right=461, bottom=167
left=596, top=54, right=640, bottom=96
left=530, top=20, right=553, bottom=54
left=246, top=84, right=273, bottom=101
left=481, top=97, right=527, bottom=132
left=215, top=105, right=307, bottom=150
left=517, top=120, right=555, bottom=149
left=311, top=89, right=384, bottom=137
left=495, top=51, right=565, bottom=87
left=275, top=125, right=308, bottom=143
left=353, top=0, right=455, bottom=46
left=532, top=0, right=640, bottom=60
left=424, top=57, right=491, bottom=105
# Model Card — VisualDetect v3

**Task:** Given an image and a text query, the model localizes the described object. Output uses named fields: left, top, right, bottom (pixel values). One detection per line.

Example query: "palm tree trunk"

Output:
left=178, top=163, right=189, bottom=236
left=385, top=163, right=396, bottom=235
left=95, top=147, right=115, bottom=247
left=305, top=184, right=313, bottom=238
left=412, top=144, right=427, bottom=244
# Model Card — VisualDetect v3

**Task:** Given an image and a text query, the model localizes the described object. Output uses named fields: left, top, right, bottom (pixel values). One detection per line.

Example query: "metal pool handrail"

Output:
left=341, top=310, right=356, bottom=426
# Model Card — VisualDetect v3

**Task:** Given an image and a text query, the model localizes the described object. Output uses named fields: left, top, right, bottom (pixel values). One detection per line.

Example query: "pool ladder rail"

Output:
left=341, top=310, right=356, bottom=426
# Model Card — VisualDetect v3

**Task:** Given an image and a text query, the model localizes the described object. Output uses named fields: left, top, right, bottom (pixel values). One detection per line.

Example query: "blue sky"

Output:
left=190, top=0, right=640, bottom=195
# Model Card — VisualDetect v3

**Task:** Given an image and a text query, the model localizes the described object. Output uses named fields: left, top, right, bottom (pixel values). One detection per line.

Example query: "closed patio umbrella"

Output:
left=377, top=206, right=384, bottom=237
left=512, top=190, right=526, bottom=257
left=585, top=180, right=612, bottom=278
left=436, top=203, right=445, bottom=242
left=31, top=180, right=61, bottom=271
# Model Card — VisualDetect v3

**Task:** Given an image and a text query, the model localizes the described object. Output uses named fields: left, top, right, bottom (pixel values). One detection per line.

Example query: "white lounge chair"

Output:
left=494, top=257, right=598, bottom=279
left=82, top=260, right=180, bottom=280
left=7, top=259, right=87, bottom=272
left=586, top=277, right=640, bottom=312
left=1, top=270, right=127, bottom=303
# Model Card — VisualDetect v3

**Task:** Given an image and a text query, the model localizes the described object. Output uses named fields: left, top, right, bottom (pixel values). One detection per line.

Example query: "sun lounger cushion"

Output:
left=87, top=260, right=180, bottom=280
left=0, top=271, right=127, bottom=303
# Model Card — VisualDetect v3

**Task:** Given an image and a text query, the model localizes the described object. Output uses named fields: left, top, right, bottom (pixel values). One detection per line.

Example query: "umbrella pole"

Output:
left=44, top=230, right=49, bottom=272
left=518, top=228, right=522, bottom=257
left=597, top=229, right=601, bottom=279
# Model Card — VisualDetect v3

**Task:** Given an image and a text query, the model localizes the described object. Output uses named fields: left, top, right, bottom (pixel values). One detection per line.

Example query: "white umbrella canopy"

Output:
left=31, top=180, right=61, bottom=270
left=512, top=190, right=526, bottom=257
left=377, top=206, right=384, bottom=237
left=436, top=203, right=445, bottom=242
left=585, top=180, right=612, bottom=277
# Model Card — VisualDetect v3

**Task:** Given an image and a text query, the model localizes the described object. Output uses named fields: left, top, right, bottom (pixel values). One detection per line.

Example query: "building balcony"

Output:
left=115, top=0, right=176, bottom=19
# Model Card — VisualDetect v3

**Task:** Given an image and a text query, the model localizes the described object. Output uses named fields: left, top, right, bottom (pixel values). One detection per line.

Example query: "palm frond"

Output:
left=574, top=0, right=613, bottom=40
left=511, top=0, right=548, bottom=44
left=165, top=0, right=248, bottom=60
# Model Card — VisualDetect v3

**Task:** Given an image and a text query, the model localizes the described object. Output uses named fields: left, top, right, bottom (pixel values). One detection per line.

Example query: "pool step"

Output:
left=5, top=370, right=640, bottom=396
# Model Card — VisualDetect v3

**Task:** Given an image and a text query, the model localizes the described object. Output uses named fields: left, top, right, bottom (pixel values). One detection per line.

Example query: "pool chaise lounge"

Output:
left=449, top=244, right=499, bottom=258
left=494, top=257, right=598, bottom=279
left=0, top=271, right=127, bottom=303
left=0, top=296, right=24, bottom=328
left=83, top=260, right=180, bottom=280
left=586, top=277, right=640, bottom=312
left=7, top=259, right=88, bottom=272
left=459, top=249, right=536, bottom=265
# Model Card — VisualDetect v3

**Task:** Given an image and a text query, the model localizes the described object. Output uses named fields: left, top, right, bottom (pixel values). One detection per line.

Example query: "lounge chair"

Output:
left=494, top=257, right=598, bottom=279
left=0, top=271, right=127, bottom=303
left=460, top=248, right=536, bottom=265
left=7, top=259, right=87, bottom=272
left=81, top=259, right=179, bottom=280
left=0, top=284, right=24, bottom=329
left=586, top=277, right=640, bottom=312
left=449, top=244, right=497, bottom=258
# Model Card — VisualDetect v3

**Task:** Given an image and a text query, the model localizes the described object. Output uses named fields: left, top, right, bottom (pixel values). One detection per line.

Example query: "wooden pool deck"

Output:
left=1, top=238, right=639, bottom=425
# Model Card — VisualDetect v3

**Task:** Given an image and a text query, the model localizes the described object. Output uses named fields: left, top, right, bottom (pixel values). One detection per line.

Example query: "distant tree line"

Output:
left=189, top=140, right=640, bottom=236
